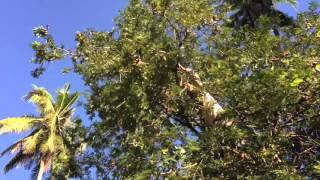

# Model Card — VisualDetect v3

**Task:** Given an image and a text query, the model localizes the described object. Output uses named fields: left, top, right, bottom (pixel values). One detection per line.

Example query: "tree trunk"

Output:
left=37, top=160, right=45, bottom=180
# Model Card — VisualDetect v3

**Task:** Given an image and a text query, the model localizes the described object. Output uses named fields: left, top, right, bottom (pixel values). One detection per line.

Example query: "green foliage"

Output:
left=31, top=26, right=66, bottom=78
left=0, top=85, right=81, bottom=180
left=30, top=0, right=320, bottom=179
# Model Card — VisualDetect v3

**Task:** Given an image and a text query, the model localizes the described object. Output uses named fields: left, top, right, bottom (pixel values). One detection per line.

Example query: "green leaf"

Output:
left=316, top=31, right=320, bottom=38
left=290, top=78, right=304, bottom=87
left=315, top=64, right=320, bottom=72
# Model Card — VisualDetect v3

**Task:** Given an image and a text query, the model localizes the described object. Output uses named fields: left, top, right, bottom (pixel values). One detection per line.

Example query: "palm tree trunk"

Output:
left=37, top=160, right=45, bottom=180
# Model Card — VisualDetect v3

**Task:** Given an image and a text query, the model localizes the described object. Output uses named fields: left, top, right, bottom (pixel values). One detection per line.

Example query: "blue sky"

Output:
left=0, top=0, right=318, bottom=179
left=0, top=0, right=127, bottom=179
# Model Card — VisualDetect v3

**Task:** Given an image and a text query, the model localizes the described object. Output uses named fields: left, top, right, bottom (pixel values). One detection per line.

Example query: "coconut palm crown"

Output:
left=0, top=84, right=79, bottom=180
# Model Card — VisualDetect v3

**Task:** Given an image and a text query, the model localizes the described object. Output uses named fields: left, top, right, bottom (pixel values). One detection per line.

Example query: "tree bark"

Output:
left=37, top=160, right=45, bottom=180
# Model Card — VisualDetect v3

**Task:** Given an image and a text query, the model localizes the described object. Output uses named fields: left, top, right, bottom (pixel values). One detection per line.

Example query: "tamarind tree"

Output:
left=30, top=0, right=320, bottom=178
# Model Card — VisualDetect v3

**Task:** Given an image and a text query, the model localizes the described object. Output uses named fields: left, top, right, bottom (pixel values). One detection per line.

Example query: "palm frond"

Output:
left=31, top=162, right=40, bottom=180
left=55, top=84, right=79, bottom=116
left=59, top=92, right=79, bottom=115
left=40, top=134, right=57, bottom=154
left=3, top=151, right=34, bottom=173
left=58, top=109, right=75, bottom=129
left=0, top=141, right=23, bottom=158
left=24, top=85, right=55, bottom=116
left=34, top=130, right=49, bottom=150
left=274, top=0, right=296, bottom=6
left=0, top=117, right=42, bottom=135
left=23, top=130, right=43, bottom=154
left=0, top=129, right=39, bottom=157
left=55, top=86, right=68, bottom=114
left=24, top=155, right=39, bottom=171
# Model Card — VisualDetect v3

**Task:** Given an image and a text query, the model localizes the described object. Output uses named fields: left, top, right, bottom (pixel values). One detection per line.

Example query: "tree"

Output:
left=228, top=0, right=296, bottom=32
left=0, top=84, right=79, bottom=180
left=30, top=0, right=320, bottom=178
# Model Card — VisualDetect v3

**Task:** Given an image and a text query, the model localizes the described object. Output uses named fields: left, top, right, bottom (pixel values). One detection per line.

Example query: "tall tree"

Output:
left=30, top=0, right=320, bottom=178
left=0, top=84, right=79, bottom=180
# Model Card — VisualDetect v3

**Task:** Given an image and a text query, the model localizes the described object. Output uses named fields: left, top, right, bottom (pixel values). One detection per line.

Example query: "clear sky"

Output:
left=0, top=0, right=318, bottom=179
left=0, top=0, right=127, bottom=179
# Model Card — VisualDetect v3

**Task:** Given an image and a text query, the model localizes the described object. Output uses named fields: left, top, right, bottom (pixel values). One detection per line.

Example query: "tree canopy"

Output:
left=2, top=0, right=320, bottom=179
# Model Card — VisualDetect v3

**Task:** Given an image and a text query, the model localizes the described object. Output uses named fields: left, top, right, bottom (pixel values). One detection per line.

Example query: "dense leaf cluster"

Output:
left=27, top=0, right=320, bottom=179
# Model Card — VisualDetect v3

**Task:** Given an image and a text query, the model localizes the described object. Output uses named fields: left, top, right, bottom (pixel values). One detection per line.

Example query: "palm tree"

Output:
left=0, top=84, right=79, bottom=180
